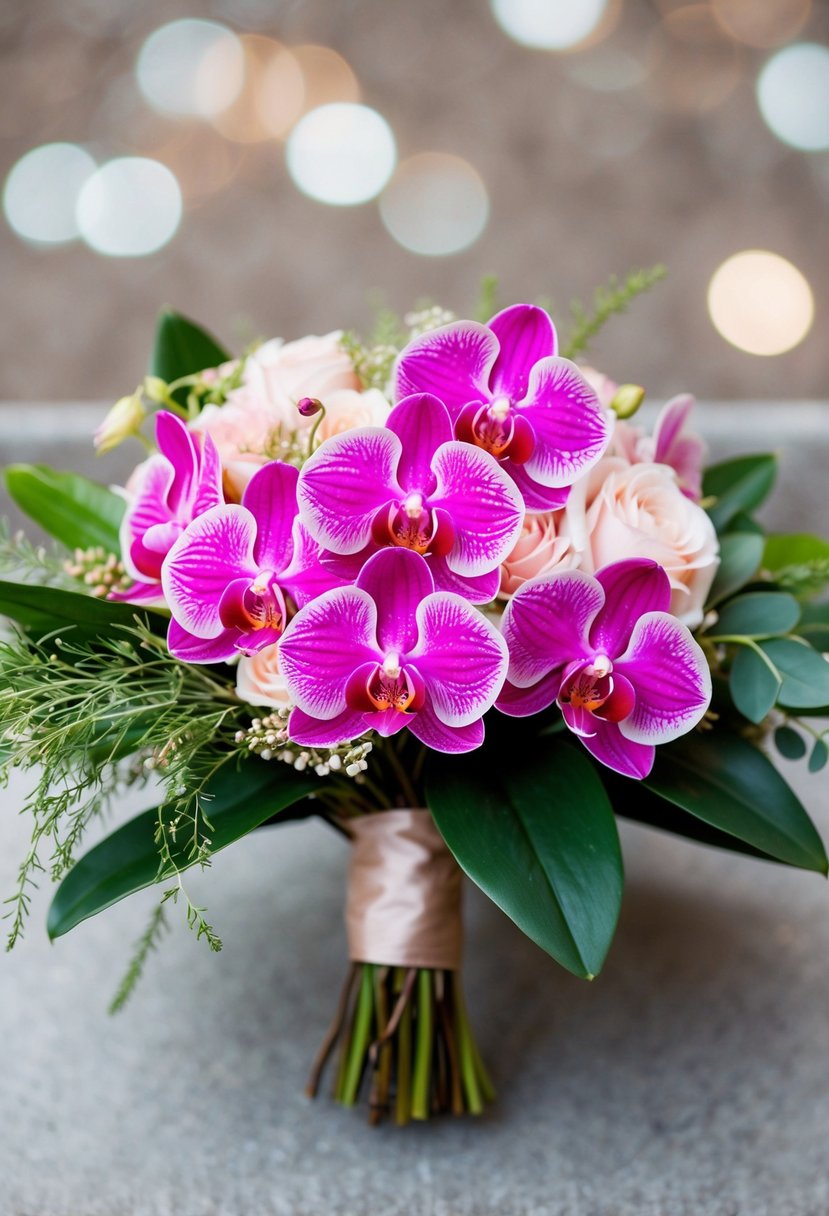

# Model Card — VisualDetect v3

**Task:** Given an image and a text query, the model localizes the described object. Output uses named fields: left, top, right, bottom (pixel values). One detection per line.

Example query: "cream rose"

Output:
left=498, top=510, right=582, bottom=600
left=236, top=644, right=291, bottom=709
left=254, top=332, right=360, bottom=425
left=314, top=388, right=390, bottom=441
left=576, top=459, right=719, bottom=627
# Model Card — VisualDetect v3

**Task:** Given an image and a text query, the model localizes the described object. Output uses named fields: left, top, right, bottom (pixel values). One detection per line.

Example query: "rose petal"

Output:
left=287, top=705, right=369, bottom=748
left=407, top=696, right=485, bottom=754
left=589, top=559, right=672, bottom=658
left=355, top=548, right=435, bottom=655
left=487, top=304, right=557, bottom=403
left=409, top=593, right=508, bottom=726
left=394, top=321, right=498, bottom=417
left=615, top=611, right=712, bottom=744
left=297, top=427, right=400, bottom=554
left=386, top=393, right=452, bottom=495
left=278, top=587, right=379, bottom=719
left=578, top=719, right=655, bottom=779
left=431, top=442, right=524, bottom=577
left=495, top=670, right=561, bottom=717
left=520, top=357, right=610, bottom=488
left=501, top=570, right=602, bottom=687
left=162, top=505, right=258, bottom=638
left=241, top=461, right=299, bottom=574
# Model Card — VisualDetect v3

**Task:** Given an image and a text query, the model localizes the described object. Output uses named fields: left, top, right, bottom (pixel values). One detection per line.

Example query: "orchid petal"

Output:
left=371, top=707, right=410, bottom=738
left=108, top=580, right=166, bottom=607
left=241, top=461, right=299, bottom=574
left=281, top=521, right=348, bottom=608
left=520, top=357, right=610, bottom=488
left=495, top=670, right=561, bottom=718
left=156, top=411, right=198, bottom=513
left=297, top=427, right=400, bottom=554
left=594, top=671, right=636, bottom=723
left=386, top=394, right=452, bottom=494
left=579, top=719, right=655, bottom=780
left=410, top=593, right=508, bottom=726
left=162, top=505, right=258, bottom=638
left=426, top=554, right=500, bottom=604
left=394, top=321, right=498, bottom=416
left=431, top=442, right=524, bottom=577
left=504, top=461, right=572, bottom=512
left=488, top=304, right=557, bottom=402
left=192, top=432, right=224, bottom=517
left=355, top=548, right=434, bottom=655
left=653, top=394, right=694, bottom=462
left=120, top=455, right=176, bottom=580
left=615, top=612, right=712, bottom=745
left=407, top=696, right=485, bottom=754
left=287, top=705, right=369, bottom=748
left=501, top=571, right=602, bottom=687
left=278, top=587, right=379, bottom=719
left=589, top=559, right=671, bottom=658
left=167, top=618, right=237, bottom=664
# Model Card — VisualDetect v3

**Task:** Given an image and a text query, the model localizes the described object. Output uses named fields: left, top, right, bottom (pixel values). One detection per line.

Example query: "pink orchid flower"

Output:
left=161, top=461, right=342, bottom=663
left=116, top=411, right=223, bottom=603
left=278, top=548, right=509, bottom=754
left=297, top=392, right=524, bottom=603
left=496, top=558, right=711, bottom=779
left=394, top=304, right=612, bottom=512
left=613, top=394, right=706, bottom=500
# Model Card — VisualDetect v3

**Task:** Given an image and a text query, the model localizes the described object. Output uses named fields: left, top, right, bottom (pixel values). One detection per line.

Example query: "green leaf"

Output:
left=47, top=762, right=320, bottom=939
left=711, top=591, right=801, bottom=640
left=5, top=465, right=125, bottom=552
left=774, top=725, right=807, bottom=761
left=644, top=730, right=827, bottom=874
left=427, top=742, right=623, bottom=979
left=150, top=309, right=230, bottom=384
left=703, top=454, right=777, bottom=533
left=798, top=603, right=829, bottom=652
left=809, top=738, right=828, bottom=774
left=706, top=532, right=764, bottom=606
left=760, top=638, right=829, bottom=709
left=0, top=578, right=157, bottom=638
left=728, top=644, right=782, bottom=723
left=764, top=533, right=829, bottom=571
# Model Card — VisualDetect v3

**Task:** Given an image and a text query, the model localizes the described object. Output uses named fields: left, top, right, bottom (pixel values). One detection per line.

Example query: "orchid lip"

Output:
left=345, top=655, right=426, bottom=714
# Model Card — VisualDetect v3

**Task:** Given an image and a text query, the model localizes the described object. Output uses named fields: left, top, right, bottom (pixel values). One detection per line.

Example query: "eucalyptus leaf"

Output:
left=703, top=454, right=777, bottom=533
left=760, top=638, right=829, bottom=709
left=774, top=725, right=807, bottom=761
left=799, top=603, right=829, bottom=653
left=706, top=533, right=764, bottom=607
left=711, top=591, right=801, bottom=640
left=48, top=762, right=320, bottom=939
left=5, top=465, right=125, bottom=552
left=427, top=743, right=623, bottom=979
left=150, top=309, right=230, bottom=384
left=728, top=644, right=781, bottom=724
left=809, top=738, right=828, bottom=774
left=643, top=730, right=827, bottom=874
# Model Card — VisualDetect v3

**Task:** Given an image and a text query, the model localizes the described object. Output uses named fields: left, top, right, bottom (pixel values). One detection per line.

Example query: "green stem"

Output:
left=340, top=964, right=374, bottom=1106
left=454, top=981, right=484, bottom=1114
left=411, top=969, right=434, bottom=1120
left=394, top=969, right=412, bottom=1126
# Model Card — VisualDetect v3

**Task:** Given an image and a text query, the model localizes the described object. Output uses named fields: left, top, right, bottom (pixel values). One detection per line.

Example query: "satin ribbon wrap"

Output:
left=345, top=809, right=463, bottom=970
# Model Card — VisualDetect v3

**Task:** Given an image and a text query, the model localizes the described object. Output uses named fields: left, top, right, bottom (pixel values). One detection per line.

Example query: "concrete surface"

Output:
left=1, top=402, right=828, bottom=1215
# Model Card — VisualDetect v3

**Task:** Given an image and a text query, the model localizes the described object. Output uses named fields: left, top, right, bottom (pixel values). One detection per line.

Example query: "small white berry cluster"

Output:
left=404, top=305, right=457, bottom=338
left=235, top=712, right=373, bottom=779
left=64, top=547, right=131, bottom=599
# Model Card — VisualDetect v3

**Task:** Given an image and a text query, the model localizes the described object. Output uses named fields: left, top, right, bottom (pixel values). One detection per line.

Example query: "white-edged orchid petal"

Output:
left=501, top=570, right=602, bottom=688
left=278, top=587, right=380, bottom=720
left=615, top=611, right=712, bottom=745
left=431, top=441, right=524, bottom=577
left=297, top=426, right=401, bottom=554
left=162, top=504, right=258, bottom=639
left=410, top=592, right=508, bottom=727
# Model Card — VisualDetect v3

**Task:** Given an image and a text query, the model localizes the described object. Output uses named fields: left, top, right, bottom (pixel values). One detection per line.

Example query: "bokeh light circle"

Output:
left=490, top=0, right=612, bottom=51
left=286, top=103, right=396, bottom=205
left=707, top=250, right=814, bottom=356
left=380, top=154, right=489, bottom=256
left=136, top=19, right=244, bottom=118
left=712, top=0, right=810, bottom=50
left=756, top=43, right=829, bottom=151
left=3, top=143, right=96, bottom=245
left=76, top=158, right=182, bottom=257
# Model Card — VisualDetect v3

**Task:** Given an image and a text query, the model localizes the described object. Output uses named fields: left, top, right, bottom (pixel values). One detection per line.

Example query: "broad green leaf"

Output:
left=706, top=532, right=764, bottom=606
left=644, top=730, right=827, bottom=874
left=703, top=454, right=777, bottom=534
left=47, top=762, right=320, bottom=939
left=799, top=603, right=829, bottom=652
left=150, top=309, right=230, bottom=384
left=809, top=739, right=828, bottom=774
left=764, top=533, right=829, bottom=571
left=774, top=725, right=807, bottom=761
left=760, top=638, right=829, bottom=709
left=711, top=591, right=800, bottom=640
left=5, top=465, right=125, bottom=552
left=427, top=743, right=623, bottom=979
left=727, top=512, right=765, bottom=536
left=0, top=578, right=158, bottom=638
left=729, top=644, right=781, bottom=723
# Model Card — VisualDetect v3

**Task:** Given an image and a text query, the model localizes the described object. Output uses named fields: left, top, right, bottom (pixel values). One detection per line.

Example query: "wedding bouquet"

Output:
left=3, top=277, right=828, bottom=1126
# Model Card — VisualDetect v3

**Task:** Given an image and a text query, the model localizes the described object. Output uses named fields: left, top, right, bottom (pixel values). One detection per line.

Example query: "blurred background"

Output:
left=1, top=0, right=828, bottom=403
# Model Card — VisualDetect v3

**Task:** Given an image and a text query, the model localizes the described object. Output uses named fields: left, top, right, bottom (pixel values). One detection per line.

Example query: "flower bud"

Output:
left=610, top=384, right=645, bottom=420
left=94, top=394, right=146, bottom=454
left=297, top=396, right=323, bottom=418
left=143, top=375, right=168, bottom=403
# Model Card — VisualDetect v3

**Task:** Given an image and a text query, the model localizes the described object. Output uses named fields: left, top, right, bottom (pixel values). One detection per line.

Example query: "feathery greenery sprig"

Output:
left=562, top=264, right=667, bottom=361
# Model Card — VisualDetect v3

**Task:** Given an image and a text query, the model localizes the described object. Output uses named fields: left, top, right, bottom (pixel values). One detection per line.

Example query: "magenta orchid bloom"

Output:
left=297, top=393, right=524, bottom=603
left=278, top=548, right=509, bottom=754
left=116, top=411, right=223, bottom=602
left=394, top=304, right=611, bottom=511
left=161, top=461, right=342, bottom=663
left=614, top=394, right=706, bottom=500
left=497, top=559, right=711, bottom=779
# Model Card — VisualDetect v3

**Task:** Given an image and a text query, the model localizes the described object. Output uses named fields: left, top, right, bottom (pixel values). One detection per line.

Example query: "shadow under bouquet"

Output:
left=2, top=285, right=829, bottom=1126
